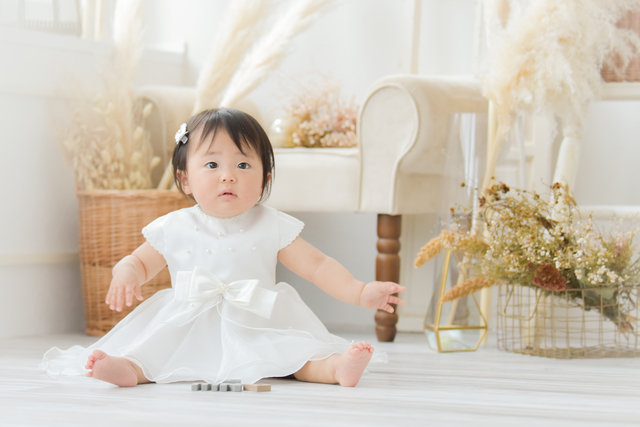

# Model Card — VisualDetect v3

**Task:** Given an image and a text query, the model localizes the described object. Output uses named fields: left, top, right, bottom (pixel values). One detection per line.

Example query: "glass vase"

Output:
left=422, top=112, right=488, bottom=352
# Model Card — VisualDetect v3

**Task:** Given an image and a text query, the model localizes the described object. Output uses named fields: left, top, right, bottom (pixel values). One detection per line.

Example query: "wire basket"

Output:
left=77, top=189, right=193, bottom=336
left=602, top=11, right=640, bottom=82
left=498, top=284, right=640, bottom=358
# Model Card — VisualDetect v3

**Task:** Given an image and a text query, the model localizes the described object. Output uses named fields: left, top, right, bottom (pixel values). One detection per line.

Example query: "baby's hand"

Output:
left=105, top=265, right=144, bottom=312
left=359, top=282, right=406, bottom=313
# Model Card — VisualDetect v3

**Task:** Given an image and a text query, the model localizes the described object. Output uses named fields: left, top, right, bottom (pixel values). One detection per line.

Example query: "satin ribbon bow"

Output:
left=174, top=267, right=277, bottom=319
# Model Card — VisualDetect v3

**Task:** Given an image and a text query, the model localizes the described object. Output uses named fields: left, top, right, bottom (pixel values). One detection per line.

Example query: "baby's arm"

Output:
left=278, top=237, right=405, bottom=313
left=106, top=242, right=167, bottom=312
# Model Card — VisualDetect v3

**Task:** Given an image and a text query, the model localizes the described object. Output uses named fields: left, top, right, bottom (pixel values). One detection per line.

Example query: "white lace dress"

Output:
left=41, top=204, right=386, bottom=384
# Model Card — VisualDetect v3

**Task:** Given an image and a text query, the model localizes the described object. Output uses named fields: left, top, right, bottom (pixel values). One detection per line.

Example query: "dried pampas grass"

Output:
left=219, top=0, right=329, bottom=108
left=59, top=0, right=159, bottom=190
left=112, top=0, right=144, bottom=84
left=192, top=0, right=272, bottom=115
left=482, top=0, right=640, bottom=137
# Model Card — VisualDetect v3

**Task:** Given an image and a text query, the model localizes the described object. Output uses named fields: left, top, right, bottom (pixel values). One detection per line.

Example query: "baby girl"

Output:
left=42, top=108, right=405, bottom=387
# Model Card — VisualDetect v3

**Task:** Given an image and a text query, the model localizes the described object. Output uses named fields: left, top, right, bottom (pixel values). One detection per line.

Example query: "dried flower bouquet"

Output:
left=415, top=183, right=640, bottom=330
left=284, top=80, right=358, bottom=148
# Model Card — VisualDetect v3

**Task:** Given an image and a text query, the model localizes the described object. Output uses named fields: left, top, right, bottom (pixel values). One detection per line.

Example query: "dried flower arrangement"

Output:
left=415, top=183, right=640, bottom=329
left=58, top=0, right=159, bottom=190
left=60, top=89, right=158, bottom=190
left=283, top=80, right=358, bottom=148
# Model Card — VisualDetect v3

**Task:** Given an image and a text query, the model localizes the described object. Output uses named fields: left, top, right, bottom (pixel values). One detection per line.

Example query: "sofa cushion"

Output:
left=266, top=147, right=360, bottom=212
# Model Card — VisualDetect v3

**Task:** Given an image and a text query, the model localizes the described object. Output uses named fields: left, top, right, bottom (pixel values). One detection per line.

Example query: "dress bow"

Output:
left=174, top=267, right=277, bottom=319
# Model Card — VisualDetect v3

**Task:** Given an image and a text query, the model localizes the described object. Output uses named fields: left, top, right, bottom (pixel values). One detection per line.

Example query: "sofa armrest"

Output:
left=357, top=75, right=488, bottom=214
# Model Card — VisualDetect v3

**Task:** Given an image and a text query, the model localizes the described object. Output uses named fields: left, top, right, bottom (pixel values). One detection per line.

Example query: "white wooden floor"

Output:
left=1, top=331, right=639, bottom=427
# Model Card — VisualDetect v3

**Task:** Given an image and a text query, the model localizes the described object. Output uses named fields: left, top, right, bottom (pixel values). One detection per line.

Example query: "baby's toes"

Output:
left=359, top=341, right=374, bottom=353
left=351, top=341, right=370, bottom=355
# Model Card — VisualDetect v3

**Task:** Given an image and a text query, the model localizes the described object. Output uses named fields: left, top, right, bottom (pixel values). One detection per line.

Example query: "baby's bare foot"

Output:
left=333, top=341, right=373, bottom=387
left=85, top=350, right=139, bottom=387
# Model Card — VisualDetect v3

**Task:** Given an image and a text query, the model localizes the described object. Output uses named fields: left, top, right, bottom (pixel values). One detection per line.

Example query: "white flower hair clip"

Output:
left=175, top=123, right=189, bottom=145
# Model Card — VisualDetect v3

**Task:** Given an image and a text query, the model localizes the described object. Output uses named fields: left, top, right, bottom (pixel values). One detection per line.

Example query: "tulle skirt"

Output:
left=40, top=283, right=386, bottom=384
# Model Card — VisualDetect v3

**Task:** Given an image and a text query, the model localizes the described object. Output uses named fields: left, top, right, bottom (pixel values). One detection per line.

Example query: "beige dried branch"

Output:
left=192, top=0, right=272, bottom=115
left=112, top=0, right=144, bottom=85
left=219, top=0, right=329, bottom=108
left=57, top=0, right=159, bottom=190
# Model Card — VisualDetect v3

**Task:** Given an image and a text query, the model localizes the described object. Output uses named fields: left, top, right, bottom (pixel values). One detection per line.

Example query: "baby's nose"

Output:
left=221, top=169, right=237, bottom=182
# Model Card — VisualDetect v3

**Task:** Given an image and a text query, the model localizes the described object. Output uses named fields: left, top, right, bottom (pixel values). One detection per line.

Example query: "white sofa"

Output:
left=140, top=75, right=489, bottom=341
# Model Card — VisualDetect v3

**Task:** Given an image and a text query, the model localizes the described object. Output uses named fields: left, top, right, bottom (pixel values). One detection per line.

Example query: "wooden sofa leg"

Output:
left=374, top=214, right=401, bottom=342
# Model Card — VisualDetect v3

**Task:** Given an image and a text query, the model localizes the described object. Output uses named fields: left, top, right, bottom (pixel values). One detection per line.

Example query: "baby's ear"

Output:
left=178, top=171, right=191, bottom=194
left=266, top=172, right=272, bottom=184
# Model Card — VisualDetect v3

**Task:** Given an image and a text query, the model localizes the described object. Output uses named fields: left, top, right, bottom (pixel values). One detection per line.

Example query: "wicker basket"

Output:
left=602, top=11, right=640, bottom=82
left=498, top=284, right=640, bottom=359
left=77, top=190, right=193, bottom=336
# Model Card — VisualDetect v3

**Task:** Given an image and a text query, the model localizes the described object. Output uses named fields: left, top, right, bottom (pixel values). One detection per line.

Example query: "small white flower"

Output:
left=175, top=123, right=189, bottom=145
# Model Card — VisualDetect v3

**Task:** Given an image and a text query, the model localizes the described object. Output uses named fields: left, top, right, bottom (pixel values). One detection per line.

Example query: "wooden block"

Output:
left=243, top=383, right=271, bottom=392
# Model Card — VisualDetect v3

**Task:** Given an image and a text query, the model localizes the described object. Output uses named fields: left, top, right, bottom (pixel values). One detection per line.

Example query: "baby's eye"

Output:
left=206, top=162, right=218, bottom=169
left=237, top=162, right=250, bottom=170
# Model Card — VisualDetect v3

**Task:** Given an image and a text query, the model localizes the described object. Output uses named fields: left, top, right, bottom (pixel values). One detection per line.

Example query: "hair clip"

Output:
left=175, top=123, right=189, bottom=145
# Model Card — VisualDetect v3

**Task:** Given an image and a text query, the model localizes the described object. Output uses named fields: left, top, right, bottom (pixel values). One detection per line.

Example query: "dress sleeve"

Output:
left=141, top=214, right=168, bottom=255
left=276, top=211, right=305, bottom=251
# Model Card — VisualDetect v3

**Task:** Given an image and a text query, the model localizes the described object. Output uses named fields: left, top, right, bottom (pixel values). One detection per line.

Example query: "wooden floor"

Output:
left=1, top=331, right=639, bottom=427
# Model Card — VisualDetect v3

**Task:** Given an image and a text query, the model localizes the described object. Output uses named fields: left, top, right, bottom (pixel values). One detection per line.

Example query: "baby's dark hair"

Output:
left=172, top=108, right=275, bottom=203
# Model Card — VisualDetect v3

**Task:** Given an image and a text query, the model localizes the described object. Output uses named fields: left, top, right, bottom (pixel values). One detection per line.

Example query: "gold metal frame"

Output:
left=424, top=250, right=488, bottom=353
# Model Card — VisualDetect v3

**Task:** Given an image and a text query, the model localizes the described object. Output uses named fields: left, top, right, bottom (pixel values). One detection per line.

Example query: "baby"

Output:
left=42, top=108, right=405, bottom=387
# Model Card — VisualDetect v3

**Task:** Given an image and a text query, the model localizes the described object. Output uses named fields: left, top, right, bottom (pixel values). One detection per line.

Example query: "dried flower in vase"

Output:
left=284, top=80, right=358, bottom=148
left=415, top=183, right=640, bottom=328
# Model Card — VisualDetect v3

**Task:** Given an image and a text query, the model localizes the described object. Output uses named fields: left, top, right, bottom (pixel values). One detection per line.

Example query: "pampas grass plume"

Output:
left=482, top=0, right=640, bottom=134
left=219, top=0, right=329, bottom=108
left=192, top=0, right=272, bottom=115
left=112, top=0, right=144, bottom=84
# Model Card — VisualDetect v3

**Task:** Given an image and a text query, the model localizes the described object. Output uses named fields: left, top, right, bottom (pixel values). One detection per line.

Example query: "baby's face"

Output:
left=180, top=128, right=265, bottom=218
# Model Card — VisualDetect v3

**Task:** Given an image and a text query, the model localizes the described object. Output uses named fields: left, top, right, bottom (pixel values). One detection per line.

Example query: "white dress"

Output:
left=41, top=205, right=386, bottom=384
